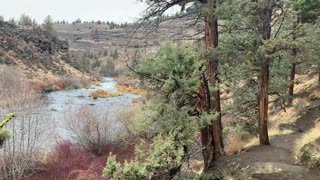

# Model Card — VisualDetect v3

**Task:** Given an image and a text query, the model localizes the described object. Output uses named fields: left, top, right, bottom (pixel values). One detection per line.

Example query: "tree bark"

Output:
left=258, top=1, right=272, bottom=145
left=288, top=61, right=296, bottom=106
left=318, top=63, right=320, bottom=85
left=200, top=126, right=214, bottom=171
left=259, top=57, right=270, bottom=145
left=205, top=11, right=224, bottom=157
left=288, top=22, right=298, bottom=107
left=205, top=2, right=224, bottom=164
left=200, top=0, right=224, bottom=171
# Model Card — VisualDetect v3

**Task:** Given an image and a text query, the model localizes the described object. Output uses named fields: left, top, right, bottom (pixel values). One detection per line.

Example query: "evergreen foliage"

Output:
left=104, top=43, right=205, bottom=179
left=103, top=133, right=184, bottom=179
left=102, top=0, right=320, bottom=177
left=18, top=14, right=32, bottom=26
left=294, top=0, right=320, bottom=23
left=100, top=60, right=116, bottom=77
left=42, top=15, right=55, bottom=33
left=0, top=113, right=15, bottom=148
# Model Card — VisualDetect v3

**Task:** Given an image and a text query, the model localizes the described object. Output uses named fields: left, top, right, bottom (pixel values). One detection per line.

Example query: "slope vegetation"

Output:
left=0, top=20, right=91, bottom=81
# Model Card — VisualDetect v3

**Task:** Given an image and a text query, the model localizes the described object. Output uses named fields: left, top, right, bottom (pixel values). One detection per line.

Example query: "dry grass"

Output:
left=88, top=84, right=147, bottom=99
left=188, top=160, right=204, bottom=174
left=294, top=74, right=318, bottom=95
left=225, top=130, right=246, bottom=155
left=68, top=170, right=97, bottom=180
left=89, top=89, right=122, bottom=99
left=242, top=75, right=318, bottom=151
left=294, top=122, right=320, bottom=159
left=243, top=107, right=297, bottom=149
left=132, top=98, right=140, bottom=104
left=269, top=128, right=295, bottom=137
left=268, top=108, right=297, bottom=137
left=242, top=129, right=294, bottom=150
left=244, top=137, right=260, bottom=149
left=92, top=81, right=101, bottom=86
left=30, top=77, right=91, bottom=92
left=268, top=102, right=305, bottom=138
left=309, top=88, right=320, bottom=100
left=116, top=84, right=147, bottom=96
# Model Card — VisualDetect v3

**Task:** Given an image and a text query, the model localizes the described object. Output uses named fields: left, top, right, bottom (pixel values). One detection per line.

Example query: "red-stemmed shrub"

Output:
left=24, top=140, right=138, bottom=180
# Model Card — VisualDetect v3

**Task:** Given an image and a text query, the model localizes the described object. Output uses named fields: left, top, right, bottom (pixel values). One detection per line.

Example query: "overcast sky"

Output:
left=0, top=0, right=149, bottom=23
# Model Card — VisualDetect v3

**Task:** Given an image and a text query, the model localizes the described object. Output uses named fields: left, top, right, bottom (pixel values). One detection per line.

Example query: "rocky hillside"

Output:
left=54, top=20, right=198, bottom=50
left=53, top=18, right=201, bottom=75
left=0, top=20, right=91, bottom=81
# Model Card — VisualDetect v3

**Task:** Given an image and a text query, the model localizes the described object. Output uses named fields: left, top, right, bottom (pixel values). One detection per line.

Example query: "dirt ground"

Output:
left=209, top=96, right=320, bottom=179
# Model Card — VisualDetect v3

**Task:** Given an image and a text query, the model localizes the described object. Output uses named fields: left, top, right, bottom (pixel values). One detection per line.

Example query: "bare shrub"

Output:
left=66, top=106, right=113, bottom=156
left=0, top=66, right=34, bottom=107
left=116, top=107, right=155, bottom=141
left=0, top=66, right=51, bottom=179
left=27, top=141, right=137, bottom=179
left=225, top=128, right=245, bottom=155
left=68, top=169, right=97, bottom=180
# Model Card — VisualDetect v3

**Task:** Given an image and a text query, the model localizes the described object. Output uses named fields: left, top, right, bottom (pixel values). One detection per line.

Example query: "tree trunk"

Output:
left=198, top=77, right=214, bottom=172
left=318, top=63, right=320, bottom=85
left=288, top=22, right=298, bottom=107
left=200, top=0, right=224, bottom=171
left=258, top=1, right=272, bottom=145
left=205, top=12, right=224, bottom=157
left=259, top=57, right=270, bottom=145
left=288, top=61, right=296, bottom=106
left=200, top=126, right=214, bottom=172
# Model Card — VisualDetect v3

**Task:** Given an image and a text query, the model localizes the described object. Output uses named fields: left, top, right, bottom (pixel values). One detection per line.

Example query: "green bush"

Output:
left=298, top=138, right=320, bottom=167
left=104, top=43, right=203, bottom=179
left=0, top=113, right=15, bottom=147
left=0, top=128, right=11, bottom=145
left=18, top=14, right=32, bottom=26
left=103, top=133, right=184, bottom=179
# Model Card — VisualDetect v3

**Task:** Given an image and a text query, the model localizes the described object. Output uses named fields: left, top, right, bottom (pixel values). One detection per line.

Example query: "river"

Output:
left=46, top=77, right=140, bottom=145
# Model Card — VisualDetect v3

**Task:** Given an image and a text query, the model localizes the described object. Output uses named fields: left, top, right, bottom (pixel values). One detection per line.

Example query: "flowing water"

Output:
left=46, top=77, right=140, bottom=144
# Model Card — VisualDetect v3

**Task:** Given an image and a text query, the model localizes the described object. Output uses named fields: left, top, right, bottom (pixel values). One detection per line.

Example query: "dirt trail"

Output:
left=212, top=100, right=320, bottom=180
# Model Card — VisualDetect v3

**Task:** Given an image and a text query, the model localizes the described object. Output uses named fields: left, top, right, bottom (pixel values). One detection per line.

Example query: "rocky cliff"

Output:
left=0, top=20, right=91, bottom=81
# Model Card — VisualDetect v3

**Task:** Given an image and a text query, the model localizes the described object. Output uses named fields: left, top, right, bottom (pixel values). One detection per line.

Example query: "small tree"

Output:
left=73, top=18, right=81, bottom=24
left=112, top=49, right=119, bottom=59
left=100, top=60, right=115, bottom=77
left=32, top=19, right=38, bottom=29
left=131, top=49, right=141, bottom=69
left=103, top=49, right=108, bottom=56
left=18, top=14, right=32, bottom=26
left=8, top=18, right=15, bottom=25
left=42, top=15, right=54, bottom=33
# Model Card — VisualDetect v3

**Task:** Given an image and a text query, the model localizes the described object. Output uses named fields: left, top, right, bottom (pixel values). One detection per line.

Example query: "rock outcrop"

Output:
left=0, top=20, right=90, bottom=81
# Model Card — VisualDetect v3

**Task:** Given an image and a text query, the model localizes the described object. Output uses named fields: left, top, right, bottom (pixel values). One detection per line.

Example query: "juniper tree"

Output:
left=8, top=18, right=16, bottom=25
left=287, top=0, right=320, bottom=106
left=228, top=0, right=288, bottom=145
left=100, top=60, right=115, bottom=76
left=217, top=0, right=304, bottom=144
left=18, top=14, right=32, bottom=27
left=136, top=0, right=226, bottom=170
left=112, top=49, right=119, bottom=59
left=104, top=43, right=206, bottom=179
left=32, top=19, right=38, bottom=29
left=42, top=15, right=54, bottom=33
